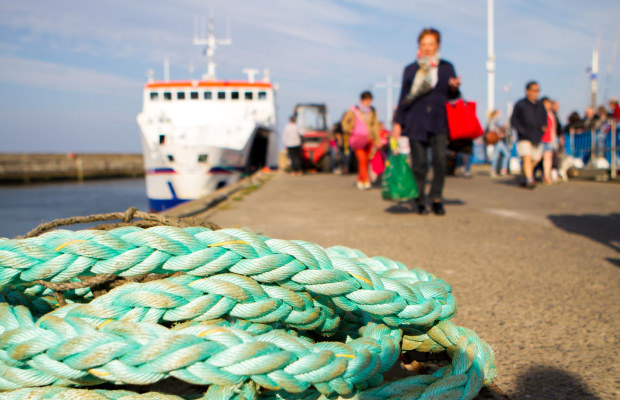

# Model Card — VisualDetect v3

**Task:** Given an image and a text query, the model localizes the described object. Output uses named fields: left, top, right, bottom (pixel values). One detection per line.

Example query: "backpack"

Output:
left=349, top=106, right=371, bottom=150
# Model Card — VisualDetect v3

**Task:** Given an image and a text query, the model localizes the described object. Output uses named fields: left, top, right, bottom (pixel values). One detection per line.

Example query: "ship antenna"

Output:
left=242, top=68, right=259, bottom=83
left=193, top=11, right=231, bottom=81
left=163, top=58, right=170, bottom=82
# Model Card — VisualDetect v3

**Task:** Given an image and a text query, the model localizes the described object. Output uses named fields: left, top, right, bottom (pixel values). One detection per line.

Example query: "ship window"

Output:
left=190, top=91, right=199, bottom=100
left=177, top=92, right=185, bottom=100
left=258, top=91, right=267, bottom=100
left=231, top=91, right=239, bottom=100
left=197, top=154, right=208, bottom=163
left=217, top=91, right=226, bottom=100
left=150, top=92, right=159, bottom=100
left=167, top=155, right=174, bottom=162
left=204, top=91, right=212, bottom=100
left=159, top=135, right=165, bottom=145
left=164, top=92, right=172, bottom=100
left=245, top=92, right=253, bottom=100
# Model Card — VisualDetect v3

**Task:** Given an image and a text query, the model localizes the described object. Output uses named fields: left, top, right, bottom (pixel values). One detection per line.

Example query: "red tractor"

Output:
left=294, top=103, right=331, bottom=172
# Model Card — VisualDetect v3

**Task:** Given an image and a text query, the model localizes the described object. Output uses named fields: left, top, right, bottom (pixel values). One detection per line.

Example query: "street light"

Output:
left=375, top=75, right=400, bottom=130
left=487, top=0, right=495, bottom=114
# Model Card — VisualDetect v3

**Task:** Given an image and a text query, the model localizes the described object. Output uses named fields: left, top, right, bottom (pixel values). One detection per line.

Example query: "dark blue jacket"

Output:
left=394, top=59, right=460, bottom=142
left=510, top=98, right=547, bottom=144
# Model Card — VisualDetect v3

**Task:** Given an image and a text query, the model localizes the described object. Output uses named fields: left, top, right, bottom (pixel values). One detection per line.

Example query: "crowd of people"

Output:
left=283, top=27, right=619, bottom=214
left=486, top=86, right=619, bottom=187
left=565, top=99, right=620, bottom=134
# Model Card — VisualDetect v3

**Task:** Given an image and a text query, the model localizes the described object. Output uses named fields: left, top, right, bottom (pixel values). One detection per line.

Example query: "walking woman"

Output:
left=541, top=97, right=557, bottom=184
left=341, top=91, right=380, bottom=190
left=393, top=28, right=461, bottom=215
left=488, top=109, right=510, bottom=177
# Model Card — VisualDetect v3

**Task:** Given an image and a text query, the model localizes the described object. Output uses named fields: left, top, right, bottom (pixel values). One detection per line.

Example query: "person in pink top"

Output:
left=341, top=91, right=380, bottom=190
left=541, top=97, right=557, bottom=185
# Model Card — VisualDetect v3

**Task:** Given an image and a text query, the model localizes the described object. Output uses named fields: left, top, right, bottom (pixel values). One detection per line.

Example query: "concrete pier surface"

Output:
left=203, top=171, right=619, bottom=400
left=0, top=153, right=144, bottom=183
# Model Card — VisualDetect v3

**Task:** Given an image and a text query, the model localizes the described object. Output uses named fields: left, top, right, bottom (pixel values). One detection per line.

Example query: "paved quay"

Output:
left=205, top=171, right=620, bottom=400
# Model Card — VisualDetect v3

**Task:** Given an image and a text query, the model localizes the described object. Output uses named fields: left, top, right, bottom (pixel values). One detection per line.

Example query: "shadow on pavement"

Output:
left=443, top=198, right=465, bottom=206
left=605, top=257, right=620, bottom=268
left=548, top=213, right=620, bottom=256
left=384, top=198, right=465, bottom=214
left=492, top=177, right=523, bottom=188
left=512, top=365, right=600, bottom=399
left=384, top=203, right=415, bottom=214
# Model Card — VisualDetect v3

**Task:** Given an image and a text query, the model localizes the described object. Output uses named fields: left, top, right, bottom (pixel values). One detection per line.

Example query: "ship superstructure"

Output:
left=136, top=17, right=278, bottom=211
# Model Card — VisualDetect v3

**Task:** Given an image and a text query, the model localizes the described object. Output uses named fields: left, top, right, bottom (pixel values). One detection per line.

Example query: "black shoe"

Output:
left=519, top=180, right=536, bottom=190
left=417, top=204, right=428, bottom=215
left=432, top=202, right=445, bottom=215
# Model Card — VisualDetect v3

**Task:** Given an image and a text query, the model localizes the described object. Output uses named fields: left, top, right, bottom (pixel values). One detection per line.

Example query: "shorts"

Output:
left=541, top=141, right=557, bottom=153
left=517, top=140, right=543, bottom=161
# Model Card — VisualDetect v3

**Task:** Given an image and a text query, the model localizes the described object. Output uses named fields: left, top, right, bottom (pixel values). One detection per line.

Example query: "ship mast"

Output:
left=193, top=13, right=231, bottom=81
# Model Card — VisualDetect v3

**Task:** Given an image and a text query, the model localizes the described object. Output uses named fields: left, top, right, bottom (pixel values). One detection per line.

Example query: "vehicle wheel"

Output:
left=321, top=154, right=332, bottom=172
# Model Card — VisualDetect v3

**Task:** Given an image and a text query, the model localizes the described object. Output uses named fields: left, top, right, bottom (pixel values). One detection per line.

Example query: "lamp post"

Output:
left=375, top=75, right=400, bottom=130
left=590, top=46, right=599, bottom=109
left=487, top=0, right=495, bottom=114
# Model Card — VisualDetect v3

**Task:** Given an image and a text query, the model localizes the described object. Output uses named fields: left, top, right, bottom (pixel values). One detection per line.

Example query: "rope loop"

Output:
left=0, top=226, right=496, bottom=399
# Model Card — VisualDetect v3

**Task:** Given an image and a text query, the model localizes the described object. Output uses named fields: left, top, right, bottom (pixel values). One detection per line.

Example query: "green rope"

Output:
left=0, top=227, right=496, bottom=399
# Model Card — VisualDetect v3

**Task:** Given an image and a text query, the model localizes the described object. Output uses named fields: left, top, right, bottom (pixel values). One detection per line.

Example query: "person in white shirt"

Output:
left=283, top=115, right=303, bottom=175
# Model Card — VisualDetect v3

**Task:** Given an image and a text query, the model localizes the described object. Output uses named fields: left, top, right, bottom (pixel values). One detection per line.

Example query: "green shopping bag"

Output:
left=381, top=153, right=418, bottom=201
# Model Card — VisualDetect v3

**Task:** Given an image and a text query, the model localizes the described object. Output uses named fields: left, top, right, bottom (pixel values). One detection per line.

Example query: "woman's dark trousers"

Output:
left=409, top=134, right=447, bottom=205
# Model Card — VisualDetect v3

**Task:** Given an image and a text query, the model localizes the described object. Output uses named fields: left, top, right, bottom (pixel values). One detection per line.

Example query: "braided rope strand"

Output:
left=0, top=228, right=455, bottom=329
left=0, top=306, right=402, bottom=395
left=0, top=306, right=492, bottom=399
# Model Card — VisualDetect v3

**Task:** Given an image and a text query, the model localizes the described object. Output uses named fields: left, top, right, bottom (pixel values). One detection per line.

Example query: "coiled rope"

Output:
left=0, top=226, right=496, bottom=399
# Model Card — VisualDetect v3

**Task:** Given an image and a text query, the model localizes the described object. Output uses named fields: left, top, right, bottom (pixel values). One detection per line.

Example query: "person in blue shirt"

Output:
left=510, top=81, right=547, bottom=189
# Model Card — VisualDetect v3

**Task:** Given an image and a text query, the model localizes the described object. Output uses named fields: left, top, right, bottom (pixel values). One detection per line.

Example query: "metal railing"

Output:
left=564, top=118, right=619, bottom=179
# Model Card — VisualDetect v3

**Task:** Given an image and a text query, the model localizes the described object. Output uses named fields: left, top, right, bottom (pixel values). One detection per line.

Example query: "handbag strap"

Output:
left=447, top=96, right=467, bottom=107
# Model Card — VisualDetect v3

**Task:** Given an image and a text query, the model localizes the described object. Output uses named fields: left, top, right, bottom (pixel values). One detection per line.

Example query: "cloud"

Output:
left=0, top=0, right=367, bottom=64
left=1, top=0, right=619, bottom=154
left=228, top=0, right=366, bottom=48
left=0, top=55, right=142, bottom=96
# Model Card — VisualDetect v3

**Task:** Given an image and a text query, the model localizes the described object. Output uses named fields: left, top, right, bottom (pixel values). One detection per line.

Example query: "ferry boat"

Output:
left=136, top=18, right=278, bottom=212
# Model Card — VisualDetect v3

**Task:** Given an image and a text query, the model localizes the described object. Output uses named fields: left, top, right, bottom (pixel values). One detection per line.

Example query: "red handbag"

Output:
left=445, top=99, right=484, bottom=140
left=371, top=151, right=385, bottom=175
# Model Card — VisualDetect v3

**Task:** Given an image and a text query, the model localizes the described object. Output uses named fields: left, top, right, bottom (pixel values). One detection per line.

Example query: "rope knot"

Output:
left=122, top=207, right=138, bottom=223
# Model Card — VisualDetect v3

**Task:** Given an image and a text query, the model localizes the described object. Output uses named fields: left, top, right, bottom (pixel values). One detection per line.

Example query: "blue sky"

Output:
left=1, top=0, right=619, bottom=153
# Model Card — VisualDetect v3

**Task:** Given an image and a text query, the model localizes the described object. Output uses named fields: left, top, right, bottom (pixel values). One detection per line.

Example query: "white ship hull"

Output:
left=137, top=81, right=278, bottom=212
left=143, top=145, right=242, bottom=211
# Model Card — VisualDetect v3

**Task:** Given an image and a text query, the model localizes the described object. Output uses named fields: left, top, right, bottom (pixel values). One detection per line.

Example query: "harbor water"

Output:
left=0, top=178, right=148, bottom=238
